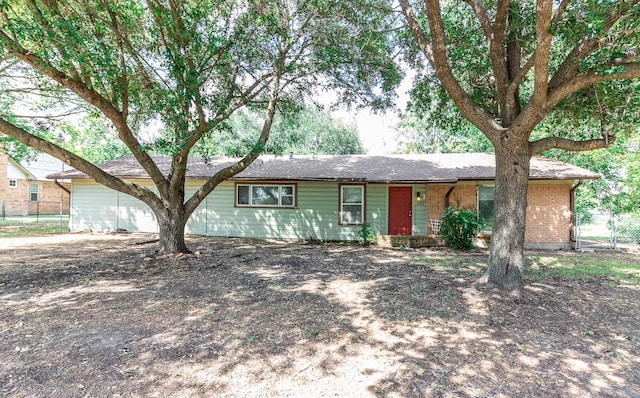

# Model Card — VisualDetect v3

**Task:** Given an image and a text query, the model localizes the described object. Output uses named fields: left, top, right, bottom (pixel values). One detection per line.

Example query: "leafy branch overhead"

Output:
left=0, top=0, right=401, bottom=253
left=399, top=0, right=640, bottom=153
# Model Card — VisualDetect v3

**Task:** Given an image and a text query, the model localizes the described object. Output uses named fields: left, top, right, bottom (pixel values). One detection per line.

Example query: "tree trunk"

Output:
left=485, top=139, right=531, bottom=294
left=156, top=207, right=190, bottom=254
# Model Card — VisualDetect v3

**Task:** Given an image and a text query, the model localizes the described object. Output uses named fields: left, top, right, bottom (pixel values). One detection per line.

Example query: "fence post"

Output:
left=612, top=213, right=617, bottom=250
left=59, top=195, right=64, bottom=232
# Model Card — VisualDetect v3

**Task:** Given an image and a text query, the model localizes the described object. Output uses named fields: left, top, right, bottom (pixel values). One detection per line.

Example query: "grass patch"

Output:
left=0, top=221, right=67, bottom=237
left=411, top=252, right=640, bottom=284
left=526, top=254, right=640, bottom=283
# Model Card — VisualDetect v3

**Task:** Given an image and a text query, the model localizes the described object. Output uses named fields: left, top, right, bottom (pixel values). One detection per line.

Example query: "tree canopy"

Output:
left=197, top=108, right=365, bottom=157
left=0, top=0, right=400, bottom=252
left=399, top=0, right=640, bottom=293
left=396, top=81, right=640, bottom=216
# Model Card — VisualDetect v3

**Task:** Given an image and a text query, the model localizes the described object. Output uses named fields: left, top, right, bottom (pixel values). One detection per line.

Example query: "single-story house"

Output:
left=1, top=150, right=70, bottom=216
left=50, top=153, right=600, bottom=249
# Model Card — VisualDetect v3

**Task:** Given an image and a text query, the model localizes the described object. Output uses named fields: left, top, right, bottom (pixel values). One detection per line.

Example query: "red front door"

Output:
left=388, top=187, right=412, bottom=235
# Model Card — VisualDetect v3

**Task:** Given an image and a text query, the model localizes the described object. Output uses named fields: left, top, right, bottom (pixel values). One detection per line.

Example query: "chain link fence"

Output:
left=575, top=211, right=640, bottom=251
left=615, top=214, right=640, bottom=247
left=1, top=199, right=69, bottom=220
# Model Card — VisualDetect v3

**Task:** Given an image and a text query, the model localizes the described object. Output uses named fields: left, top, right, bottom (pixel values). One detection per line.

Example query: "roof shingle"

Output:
left=48, top=153, right=600, bottom=182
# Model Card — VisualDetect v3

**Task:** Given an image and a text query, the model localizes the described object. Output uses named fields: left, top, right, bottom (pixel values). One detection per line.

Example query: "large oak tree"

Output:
left=399, top=0, right=640, bottom=293
left=0, top=0, right=400, bottom=253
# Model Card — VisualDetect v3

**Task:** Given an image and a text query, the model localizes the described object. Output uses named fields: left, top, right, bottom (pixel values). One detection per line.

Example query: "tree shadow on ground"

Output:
left=0, top=236, right=638, bottom=397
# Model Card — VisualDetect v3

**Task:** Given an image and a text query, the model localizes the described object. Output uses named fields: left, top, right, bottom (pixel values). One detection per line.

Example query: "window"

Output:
left=30, top=183, right=39, bottom=202
left=477, top=185, right=494, bottom=231
left=236, top=184, right=296, bottom=208
left=340, top=184, right=365, bottom=225
left=8, top=179, right=17, bottom=188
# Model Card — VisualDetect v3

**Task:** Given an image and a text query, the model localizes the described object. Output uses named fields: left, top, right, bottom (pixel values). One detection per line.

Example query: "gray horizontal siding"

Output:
left=71, top=180, right=157, bottom=233
left=69, top=180, right=428, bottom=241
left=205, top=181, right=380, bottom=241
left=71, top=181, right=117, bottom=232
left=412, top=184, right=427, bottom=236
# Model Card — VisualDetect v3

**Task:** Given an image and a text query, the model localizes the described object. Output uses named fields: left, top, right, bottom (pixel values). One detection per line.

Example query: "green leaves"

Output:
left=439, top=207, right=482, bottom=251
left=196, top=107, right=364, bottom=157
left=1, top=0, right=400, bottom=155
left=358, top=222, right=376, bottom=246
left=397, top=75, right=493, bottom=153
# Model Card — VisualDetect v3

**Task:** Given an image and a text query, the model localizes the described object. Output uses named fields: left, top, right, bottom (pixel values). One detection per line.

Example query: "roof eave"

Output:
left=227, top=176, right=369, bottom=183
left=528, top=175, right=601, bottom=181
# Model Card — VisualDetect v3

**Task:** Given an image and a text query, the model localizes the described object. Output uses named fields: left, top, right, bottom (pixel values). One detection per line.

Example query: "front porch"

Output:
left=377, top=234, right=443, bottom=248
left=376, top=233, right=491, bottom=249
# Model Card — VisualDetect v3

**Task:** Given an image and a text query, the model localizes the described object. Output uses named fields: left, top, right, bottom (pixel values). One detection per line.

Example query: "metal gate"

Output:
left=575, top=212, right=640, bottom=251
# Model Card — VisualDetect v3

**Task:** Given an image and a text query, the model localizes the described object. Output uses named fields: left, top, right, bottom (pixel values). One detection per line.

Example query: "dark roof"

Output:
left=48, top=153, right=600, bottom=183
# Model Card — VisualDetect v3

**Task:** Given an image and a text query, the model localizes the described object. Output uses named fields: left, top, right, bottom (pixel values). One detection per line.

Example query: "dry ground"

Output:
left=0, top=233, right=638, bottom=398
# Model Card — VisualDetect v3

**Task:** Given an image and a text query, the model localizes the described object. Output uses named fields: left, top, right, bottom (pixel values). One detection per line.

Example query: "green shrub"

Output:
left=439, top=207, right=482, bottom=250
left=358, top=222, right=376, bottom=246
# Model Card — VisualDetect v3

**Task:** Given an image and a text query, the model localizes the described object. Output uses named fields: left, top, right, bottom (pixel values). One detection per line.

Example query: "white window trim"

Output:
left=8, top=179, right=17, bottom=188
left=30, top=183, right=39, bottom=202
left=339, top=184, right=365, bottom=225
left=236, top=184, right=296, bottom=208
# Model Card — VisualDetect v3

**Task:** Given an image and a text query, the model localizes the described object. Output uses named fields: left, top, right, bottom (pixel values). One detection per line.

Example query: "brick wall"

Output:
left=525, top=183, right=572, bottom=246
left=426, top=185, right=448, bottom=234
left=0, top=152, right=70, bottom=216
left=427, top=181, right=573, bottom=247
left=0, top=152, right=30, bottom=211
left=426, top=184, right=477, bottom=234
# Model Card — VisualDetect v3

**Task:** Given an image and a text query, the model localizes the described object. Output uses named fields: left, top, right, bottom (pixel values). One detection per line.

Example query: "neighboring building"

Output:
left=0, top=150, right=70, bottom=216
left=50, top=153, right=600, bottom=249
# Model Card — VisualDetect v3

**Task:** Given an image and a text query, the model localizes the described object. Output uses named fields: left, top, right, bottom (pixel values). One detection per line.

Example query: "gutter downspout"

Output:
left=444, top=183, right=457, bottom=208
left=570, top=179, right=583, bottom=243
left=54, top=180, right=70, bottom=194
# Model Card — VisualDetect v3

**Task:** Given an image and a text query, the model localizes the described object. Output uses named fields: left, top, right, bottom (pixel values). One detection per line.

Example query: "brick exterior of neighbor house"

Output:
left=0, top=151, right=70, bottom=216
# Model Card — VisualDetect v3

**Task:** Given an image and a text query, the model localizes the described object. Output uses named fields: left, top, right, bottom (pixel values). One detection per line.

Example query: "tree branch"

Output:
left=404, top=0, right=503, bottom=139
left=0, top=117, right=160, bottom=207
left=144, top=0, right=191, bottom=120
left=550, top=0, right=571, bottom=28
left=529, top=134, right=616, bottom=155
left=0, top=29, right=169, bottom=194
left=398, top=0, right=434, bottom=64
left=24, top=0, right=82, bottom=81
left=462, top=0, right=492, bottom=37
left=530, top=0, right=553, bottom=109
left=184, top=45, right=286, bottom=216
left=507, top=49, right=535, bottom=101
left=549, top=0, right=640, bottom=88
left=105, top=5, right=129, bottom=120
left=464, top=0, right=510, bottom=121
left=546, top=62, right=640, bottom=110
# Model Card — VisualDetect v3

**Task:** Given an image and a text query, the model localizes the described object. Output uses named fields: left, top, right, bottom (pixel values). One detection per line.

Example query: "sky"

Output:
left=333, top=109, right=400, bottom=155
left=332, top=72, right=414, bottom=155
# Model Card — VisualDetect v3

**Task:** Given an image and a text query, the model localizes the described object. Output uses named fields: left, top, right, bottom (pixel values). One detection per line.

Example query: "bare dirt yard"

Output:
left=1, top=233, right=639, bottom=398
